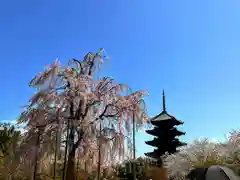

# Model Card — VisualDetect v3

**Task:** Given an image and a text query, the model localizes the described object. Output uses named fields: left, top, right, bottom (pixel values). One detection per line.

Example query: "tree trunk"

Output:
left=76, top=153, right=80, bottom=180
left=97, top=120, right=102, bottom=180
left=53, top=126, right=59, bottom=180
left=65, top=120, right=75, bottom=180
left=53, top=113, right=60, bottom=180
left=66, top=147, right=76, bottom=180
left=65, top=128, right=84, bottom=180
left=33, top=132, right=40, bottom=180
left=132, top=112, right=136, bottom=180
left=62, top=121, right=70, bottom=180
left=65, top=101, right=84, bottom=180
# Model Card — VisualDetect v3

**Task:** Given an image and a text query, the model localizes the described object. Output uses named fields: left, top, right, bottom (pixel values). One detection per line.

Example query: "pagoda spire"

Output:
left=162, top=89, right=166, bottom=112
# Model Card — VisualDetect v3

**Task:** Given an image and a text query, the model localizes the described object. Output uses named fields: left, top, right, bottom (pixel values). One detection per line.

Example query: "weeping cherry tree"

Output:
left=17, top=48, right=148, bottom=180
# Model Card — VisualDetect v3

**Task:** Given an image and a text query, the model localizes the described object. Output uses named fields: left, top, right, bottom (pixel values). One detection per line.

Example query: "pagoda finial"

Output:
left=162, top=89, right=166, bottom=112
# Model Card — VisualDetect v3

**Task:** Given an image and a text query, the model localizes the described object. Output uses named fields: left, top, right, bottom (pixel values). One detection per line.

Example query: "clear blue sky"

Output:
left=1, top=0, right=240, bottom=156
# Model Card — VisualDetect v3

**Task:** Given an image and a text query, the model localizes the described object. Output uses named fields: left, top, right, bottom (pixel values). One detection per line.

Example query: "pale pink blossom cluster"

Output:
left=163, top=132, right=240, bottom=180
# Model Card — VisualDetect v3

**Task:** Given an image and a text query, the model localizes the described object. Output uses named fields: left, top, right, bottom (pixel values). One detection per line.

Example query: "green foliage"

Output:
left=0, top=123, right=22, bottom=179
left=0, top=123, right=20, bottom=156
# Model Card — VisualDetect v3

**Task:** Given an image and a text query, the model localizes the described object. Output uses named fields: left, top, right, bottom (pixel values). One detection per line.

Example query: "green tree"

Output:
left=0, top=123, right=21, bottom=179
left=0, top=123, right=20, bottom=157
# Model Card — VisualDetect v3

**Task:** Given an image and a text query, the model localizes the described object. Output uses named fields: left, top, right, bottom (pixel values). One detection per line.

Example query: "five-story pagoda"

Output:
left=145, top=90, right=186, bottom=165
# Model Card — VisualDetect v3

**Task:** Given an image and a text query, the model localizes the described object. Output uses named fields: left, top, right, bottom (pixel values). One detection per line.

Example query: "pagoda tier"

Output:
left=144, top=148, right=177, bottom=158
left=145, top=148, right=179, bottom=159
left=150, top=111, right=183, bottom=127
left=144, top=151, right=161, bottom=159
left=146, top=127, right=185, bottom=137
left=145, top=137, right=179, bottom=146
left=145, top=138, right=187, bottom=147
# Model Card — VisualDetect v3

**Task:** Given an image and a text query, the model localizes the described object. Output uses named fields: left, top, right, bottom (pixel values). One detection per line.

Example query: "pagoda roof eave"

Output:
left=145, top=141, right=158, bottom=147
left=151, top=110, right=174, bottom=118
left=151, top=119, right=183, bottom=127
left=144, top=152, right=159, bottom=159
left=150, top=110, right=183, bottom=124
left=146, top=127, right=186, bottom=135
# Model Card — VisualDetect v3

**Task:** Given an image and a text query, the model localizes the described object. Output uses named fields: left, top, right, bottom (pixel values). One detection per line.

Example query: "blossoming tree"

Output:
left=17, top=48, right=148, bottom=180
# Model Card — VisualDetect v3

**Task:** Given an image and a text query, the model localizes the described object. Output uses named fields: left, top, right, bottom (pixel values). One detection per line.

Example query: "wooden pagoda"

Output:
left=145, top=90, right=186, bottom=163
